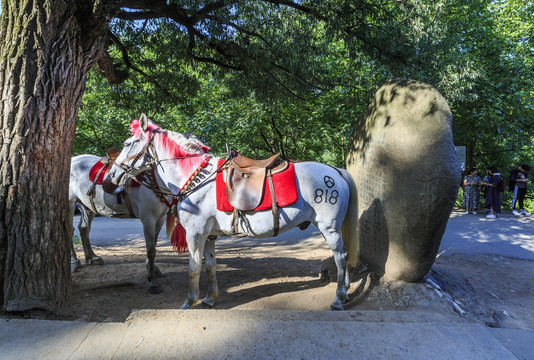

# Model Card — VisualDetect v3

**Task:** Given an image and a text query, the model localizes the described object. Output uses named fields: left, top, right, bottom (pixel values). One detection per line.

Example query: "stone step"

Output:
left=126, top=308, right=466, bottom=325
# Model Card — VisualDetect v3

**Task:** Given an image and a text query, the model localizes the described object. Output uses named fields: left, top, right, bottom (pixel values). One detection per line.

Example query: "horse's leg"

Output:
left=181, top=235, right=206, bottom=309
left=142, top=217, right=163, bottom=294
left=69, top=200, right=82, bottom=271
left=320, top=227, right=348, bottom=311
left=201, top=235, right=218, bottom=307
left=152, top=215, right=166, bottom=278
left=78, top=205, right=104, bottom=265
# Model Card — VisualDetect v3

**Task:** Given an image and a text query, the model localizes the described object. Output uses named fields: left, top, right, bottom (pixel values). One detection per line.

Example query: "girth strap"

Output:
left=87, top=163, right=108, bottom=197
left=87, top=164, right=107, bottom=215
left=267, top=169, right=279, bottom=237
left=230, top=168, right=280, bottom=237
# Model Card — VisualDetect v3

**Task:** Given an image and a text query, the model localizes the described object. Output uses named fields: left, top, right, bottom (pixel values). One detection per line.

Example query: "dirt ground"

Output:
left=6, top=236, right=532, bottom=330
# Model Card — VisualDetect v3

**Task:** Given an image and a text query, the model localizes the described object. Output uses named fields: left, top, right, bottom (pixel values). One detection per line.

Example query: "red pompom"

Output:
left=171, top=221, right=188, bottom=254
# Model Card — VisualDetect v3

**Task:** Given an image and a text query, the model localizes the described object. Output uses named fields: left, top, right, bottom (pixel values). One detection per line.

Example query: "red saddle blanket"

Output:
left=216, top=159, right=298, bottom=212
left=89, top=161, right=141, bottom=187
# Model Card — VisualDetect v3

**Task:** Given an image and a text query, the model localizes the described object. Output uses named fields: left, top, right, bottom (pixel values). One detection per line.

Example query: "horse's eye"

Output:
left=125, top=138, right=140, bottom=147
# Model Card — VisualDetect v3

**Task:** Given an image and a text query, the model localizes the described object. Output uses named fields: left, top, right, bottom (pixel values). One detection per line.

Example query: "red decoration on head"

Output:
left=197, top=143, right=210, bottom=153
left=129, top=119, right=160, bottom=138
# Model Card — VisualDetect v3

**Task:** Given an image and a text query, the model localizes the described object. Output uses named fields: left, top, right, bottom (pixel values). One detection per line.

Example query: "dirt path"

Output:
left=11, top=237, right=532, bottom=329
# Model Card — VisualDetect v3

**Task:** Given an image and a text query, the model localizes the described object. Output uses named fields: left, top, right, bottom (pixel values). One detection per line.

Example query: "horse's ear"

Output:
left=139, top=113, right=148, bottom=131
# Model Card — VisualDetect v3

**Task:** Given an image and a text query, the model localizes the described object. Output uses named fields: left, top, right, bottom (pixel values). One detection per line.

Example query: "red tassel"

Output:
left=171, top=221, right=188, bottom=254
left=166, top=213, right=176, bottom=239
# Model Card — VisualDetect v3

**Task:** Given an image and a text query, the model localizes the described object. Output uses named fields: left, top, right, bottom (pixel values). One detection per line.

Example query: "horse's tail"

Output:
left=338, top=168, right=359, bottom=268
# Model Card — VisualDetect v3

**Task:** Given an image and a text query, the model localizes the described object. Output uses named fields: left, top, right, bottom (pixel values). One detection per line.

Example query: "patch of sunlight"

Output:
left=509, top=235, right=534, bottom=253
left=225, top=276, right=317, bottom=293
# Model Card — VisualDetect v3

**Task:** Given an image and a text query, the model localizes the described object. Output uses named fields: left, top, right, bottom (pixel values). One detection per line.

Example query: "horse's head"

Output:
left=110, top=113, right=158, bottom=186
left=110, top=113, right=211, bottom=188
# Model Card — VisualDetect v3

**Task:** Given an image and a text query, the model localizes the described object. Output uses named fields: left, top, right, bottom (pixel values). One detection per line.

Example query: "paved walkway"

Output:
left=2, top=309, right=533, bottom=359
left=1, top=211, right=533, bottom=359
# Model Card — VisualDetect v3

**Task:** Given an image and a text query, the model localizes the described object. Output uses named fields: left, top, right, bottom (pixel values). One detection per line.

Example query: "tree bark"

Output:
left=0, top=0, right=108, bottom=311
left=466, top=141, right=474, bottom=172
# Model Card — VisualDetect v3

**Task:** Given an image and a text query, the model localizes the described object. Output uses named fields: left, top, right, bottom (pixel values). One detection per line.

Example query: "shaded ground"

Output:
left=5, top=237, right=532, bottom=329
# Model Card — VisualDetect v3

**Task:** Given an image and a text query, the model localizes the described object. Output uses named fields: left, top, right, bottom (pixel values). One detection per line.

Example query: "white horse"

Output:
left=110, top=114, right=358, bottom=310
left=69, top=154, right=169, bottom=293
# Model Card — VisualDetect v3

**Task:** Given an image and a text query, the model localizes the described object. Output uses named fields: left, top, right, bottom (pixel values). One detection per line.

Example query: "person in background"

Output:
left=462, top=168, right=481, bottom=214
left=510, top=164, right=531, bottom=216
left=482, top=166, right=502, bottom=219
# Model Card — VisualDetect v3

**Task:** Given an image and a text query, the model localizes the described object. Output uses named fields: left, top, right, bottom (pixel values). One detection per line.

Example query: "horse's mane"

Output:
left=130, top=119, right=210, bottom=177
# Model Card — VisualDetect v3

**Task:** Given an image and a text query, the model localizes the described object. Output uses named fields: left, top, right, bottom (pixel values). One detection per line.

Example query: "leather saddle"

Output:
left=224, top=151, right=288, bottom=211
left=88, top=148, right=122, bottom=196
left=102, top=148, right=122, bottom=194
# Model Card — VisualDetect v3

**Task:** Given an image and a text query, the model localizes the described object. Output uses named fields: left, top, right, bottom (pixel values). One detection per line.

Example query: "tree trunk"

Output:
left=466, top=141, right=475, bottom=171
left=0, top=0, right=107, bottom=311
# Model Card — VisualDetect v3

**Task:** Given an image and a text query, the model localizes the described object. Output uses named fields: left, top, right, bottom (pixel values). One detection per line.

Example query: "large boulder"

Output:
left=345, top=79, right=460, bottom=282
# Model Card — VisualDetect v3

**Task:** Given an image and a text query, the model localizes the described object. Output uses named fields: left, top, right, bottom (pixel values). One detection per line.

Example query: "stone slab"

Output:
left=0, top=310, right=522, bottom=360
left=489, top=328, right=534, bottom=360
left=345, top=79, right=460, bottom=281
left=0, top=319, right=96, bottom=360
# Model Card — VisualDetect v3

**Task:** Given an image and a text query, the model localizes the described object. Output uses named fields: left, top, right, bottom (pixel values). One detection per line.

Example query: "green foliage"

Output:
left=74, top=0, right=533, bottom=173
left=72, top=235, right=81, bottom=245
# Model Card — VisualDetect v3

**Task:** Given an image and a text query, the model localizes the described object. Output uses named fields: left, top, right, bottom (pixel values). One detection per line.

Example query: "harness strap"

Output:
left=120, top=132, right=156, bottom=169
left=123, top=190, right=135, bottom=218
left=87, top=160, right=110, bottom=215
left=87, top=163, right=108, bottom=197
left=267, top=169, right=280, bottom=237
left=229, top=168, right=281, bottom=238
left=88, top=192, right=99, bottom=215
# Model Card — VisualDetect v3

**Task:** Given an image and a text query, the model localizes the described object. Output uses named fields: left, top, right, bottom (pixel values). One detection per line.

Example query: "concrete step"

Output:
left=125, top=308, right=466, bottom=324
left=2, top=309, right=530, bottom=360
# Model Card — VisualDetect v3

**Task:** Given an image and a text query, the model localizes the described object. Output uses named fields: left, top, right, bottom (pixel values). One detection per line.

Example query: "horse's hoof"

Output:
left=71, top=259, right=82, bottom=271
left=180, top=302, right=191, bottom=310
left=89, top=257, right=104, bottom=266
left=201, top=298, right=215, bottom=308
left=329, top=300, right=344, bottom=311
left=148, top=285, right=164, bottom=294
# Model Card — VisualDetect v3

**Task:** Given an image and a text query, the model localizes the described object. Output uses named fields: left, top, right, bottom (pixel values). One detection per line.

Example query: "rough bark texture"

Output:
left=0, top=0, right=108, bottom=311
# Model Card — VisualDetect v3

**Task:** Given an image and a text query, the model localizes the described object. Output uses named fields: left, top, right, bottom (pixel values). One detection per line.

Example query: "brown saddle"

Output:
left=87, top=148, right=122, bottom=196
left=102, top=148, right=121, bottom=194
left=106, top=147, right=121, bottom=160
left=224, top=151, right=288, bottom=211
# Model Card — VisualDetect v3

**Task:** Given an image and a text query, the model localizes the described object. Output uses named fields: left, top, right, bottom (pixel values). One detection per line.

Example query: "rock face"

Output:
left=345, top=79, right=460, bottom=282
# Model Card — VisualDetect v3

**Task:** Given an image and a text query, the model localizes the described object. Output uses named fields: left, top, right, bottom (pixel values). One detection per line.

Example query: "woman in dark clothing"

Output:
left=482, top=166, right=502, bottom=218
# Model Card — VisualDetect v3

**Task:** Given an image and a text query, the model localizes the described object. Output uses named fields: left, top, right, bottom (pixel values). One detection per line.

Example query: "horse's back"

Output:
left=71, top=154, right=100, bottom=174
left=293, top=161, right=350, bottom=221
left=70, top=155, right=100, bottom=196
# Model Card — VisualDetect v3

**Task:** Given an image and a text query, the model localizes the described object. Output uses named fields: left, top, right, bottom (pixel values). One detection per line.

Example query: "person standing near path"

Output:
left=482, top=166, right=503, bottom=218
left=510, top=164, right=531, bottom=215
left=462, top=168, right=481, bottom=214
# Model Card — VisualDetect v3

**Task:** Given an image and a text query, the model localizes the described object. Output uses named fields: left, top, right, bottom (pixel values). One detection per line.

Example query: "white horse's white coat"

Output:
left=110, top=115, right=357, bottom=310
left=69, top=154, right=168, bottom=292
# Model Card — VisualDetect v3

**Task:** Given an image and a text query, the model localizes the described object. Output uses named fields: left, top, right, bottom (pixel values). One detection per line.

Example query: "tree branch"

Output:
left=264, top=0, right=327, bottom=21
left=258, top=130, right=276, bottom=154
left=191, top=0, right=240, bottom=23
left=260, top=66, right=307, bottom=101
left=96, top=49, right=129, bottom=85
left=107, top=31, right=176, bottom=98
left=270, top=115, right=286, bottom=159
left=270, top=61, right=327, bottom=92
left=115, top=11, right=163, bottom=20
left=204, top=15, right=273, bottom=47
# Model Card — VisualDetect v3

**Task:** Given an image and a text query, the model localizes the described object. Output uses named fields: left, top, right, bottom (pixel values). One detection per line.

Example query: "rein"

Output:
left=117, top=130, right=232, bottom=207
